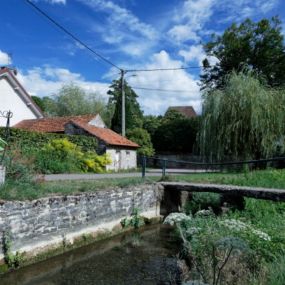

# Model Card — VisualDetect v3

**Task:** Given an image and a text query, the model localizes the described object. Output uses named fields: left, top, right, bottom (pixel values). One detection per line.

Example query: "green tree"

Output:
left=41, top=84, right=110, bottom=123
left=142, top=115, right=162, bottom=139
left=31, top=96, right=46, bottom=112
left=201, top=17, right=285, bottom=90
left=199, top=71, right=285, bottom=161
left=127, top=128, right=154, bottom=156
left=153, top=110, right=198, bottom=153
left=107, top=79, right=143, bottom=134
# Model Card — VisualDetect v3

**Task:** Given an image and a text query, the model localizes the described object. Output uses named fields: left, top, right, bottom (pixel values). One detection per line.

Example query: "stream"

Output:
left=0, top=225, right=183, bottom=285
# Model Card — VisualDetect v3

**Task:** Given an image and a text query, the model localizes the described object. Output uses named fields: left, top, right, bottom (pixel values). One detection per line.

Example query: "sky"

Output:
left=0, top=0, right=284, bottom=115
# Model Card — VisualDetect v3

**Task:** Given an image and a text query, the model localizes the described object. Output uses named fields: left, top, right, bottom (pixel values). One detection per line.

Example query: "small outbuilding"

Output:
left=15, top=114, right=139, bottom=171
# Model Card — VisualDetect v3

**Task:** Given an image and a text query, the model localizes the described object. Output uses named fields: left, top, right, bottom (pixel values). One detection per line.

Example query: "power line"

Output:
left=25, top=0, right=122, bottom=71
left=131, top=86, right=200, bottom=93
left=126, top=66, right=203, bottom=72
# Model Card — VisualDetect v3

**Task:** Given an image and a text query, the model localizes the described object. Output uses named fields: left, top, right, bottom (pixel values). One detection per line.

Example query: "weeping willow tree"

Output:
left=199, top=72, right=285, bottom=161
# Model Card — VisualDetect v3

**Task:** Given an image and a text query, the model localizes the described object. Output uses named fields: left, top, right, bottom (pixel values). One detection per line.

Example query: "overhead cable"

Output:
left=131, top=86, right=200, bottom=93
left=25, top=0, right=122, bottom=71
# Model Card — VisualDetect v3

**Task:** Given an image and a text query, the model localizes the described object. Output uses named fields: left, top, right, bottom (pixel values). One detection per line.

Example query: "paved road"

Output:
left=40, top=172, right=156, bottom=181
left=40, top=168, right=213, bottom=181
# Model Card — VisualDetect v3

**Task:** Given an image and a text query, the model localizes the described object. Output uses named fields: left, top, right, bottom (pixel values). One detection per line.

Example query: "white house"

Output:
left=0, top=67, right=43, bottom=127
left=15, top=114, right=139, bottom=171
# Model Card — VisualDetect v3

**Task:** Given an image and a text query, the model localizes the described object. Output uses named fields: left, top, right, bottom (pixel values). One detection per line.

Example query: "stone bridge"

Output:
left=159, top=182, right=285, bottom=215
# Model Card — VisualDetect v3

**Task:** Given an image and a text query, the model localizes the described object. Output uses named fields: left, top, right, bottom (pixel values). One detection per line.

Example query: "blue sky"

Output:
left=0, top=0, right=284, bottom=115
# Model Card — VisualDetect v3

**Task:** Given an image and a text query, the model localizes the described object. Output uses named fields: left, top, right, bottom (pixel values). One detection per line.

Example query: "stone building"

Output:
left=15, top=114, right=139, bottom=171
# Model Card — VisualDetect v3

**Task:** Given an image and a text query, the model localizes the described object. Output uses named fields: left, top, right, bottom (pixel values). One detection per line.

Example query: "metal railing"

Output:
left=140, top=155, right=285, bottom=178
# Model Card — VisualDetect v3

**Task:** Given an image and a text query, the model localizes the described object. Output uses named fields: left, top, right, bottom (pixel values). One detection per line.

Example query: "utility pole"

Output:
left=121, top=69, right=126, bottom=137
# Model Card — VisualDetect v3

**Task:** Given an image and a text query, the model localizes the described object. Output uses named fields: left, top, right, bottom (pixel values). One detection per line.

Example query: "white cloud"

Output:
left=178, top=44, right=219, bottom=66
left=79, top=0, right=158, bottom=56
left=17, top=66, right=109, bottom=99
left=127, top=50, right=202, bottom=115
left=167, top=0, right=215, bottom=43
left=219, top=0, right=279, bottom=22
left=0, top=50, right=12, bottom=65
left=44, top=0, right=66, bottom=4
left=167, top=0, right=279, bottom=43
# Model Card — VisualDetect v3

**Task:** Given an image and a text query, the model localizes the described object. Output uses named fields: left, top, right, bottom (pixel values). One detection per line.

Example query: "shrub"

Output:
left=0, top=127, right=98, bottom=152
left=127, top=128, right=155, bottom=156
left=3, top=146, right=35, bottom=182
left=34, top=138, right=111, bottom=174
left=184, top=192, right=221, bottom=215
left=82, top=152, right=112, bottom=173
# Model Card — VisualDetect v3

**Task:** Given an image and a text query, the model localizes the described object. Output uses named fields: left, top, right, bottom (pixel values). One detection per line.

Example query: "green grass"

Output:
left=170, top=168, right=285, bottom=189
left=0, top=177, right=159, bottom=201
left=1, top=168, right=285, bottom=201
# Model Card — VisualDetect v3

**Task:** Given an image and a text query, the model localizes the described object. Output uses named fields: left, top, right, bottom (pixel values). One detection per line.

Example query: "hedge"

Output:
left=0, top=127, right=98, bottom=152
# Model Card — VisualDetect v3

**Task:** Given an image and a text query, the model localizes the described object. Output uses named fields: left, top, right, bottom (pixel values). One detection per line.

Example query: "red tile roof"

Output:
left=14, top=115, right=95, bottom=133
left=14, top=115, right=139, bottom=148
left=167, top=106, right=197, bottom=118
left=69, top=119, right=139, bottom=148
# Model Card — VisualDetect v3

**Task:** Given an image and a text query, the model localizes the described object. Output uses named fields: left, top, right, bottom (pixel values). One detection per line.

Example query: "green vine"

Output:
left=2, top=231, right=24, bottom=269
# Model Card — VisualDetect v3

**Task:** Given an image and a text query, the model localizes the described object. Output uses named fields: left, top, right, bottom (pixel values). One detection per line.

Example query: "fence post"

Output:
left=142, top=155, right=146, bottom=178
left=162, top=159, right=166, bottom=177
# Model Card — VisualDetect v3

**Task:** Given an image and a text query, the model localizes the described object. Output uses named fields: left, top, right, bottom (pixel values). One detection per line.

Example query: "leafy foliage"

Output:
left=0, top=137, right=6, bottom=153
left=126, top=127, right=154, bottom=156
left=142, top=115, right=162, bottom=138
left=120, top=208, right=145, bottom=229
left=153, top=110, right=199, bottom=153
left=201, top=17, right=285, bottom=90
left=35, top=138, right=111, bottom=174
left=199, top=72, right=285, bottom=161
left=2, top=232, right=24, bottom=269
left=34, top=84, right=110, bottom=125
left=107, top=79, right=143, bottom=134
left=0, top=127, right=98, bottom=153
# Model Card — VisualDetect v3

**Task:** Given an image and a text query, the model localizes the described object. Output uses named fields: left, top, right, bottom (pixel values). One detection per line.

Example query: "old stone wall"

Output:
left=0, top=184, right=160, bottom=259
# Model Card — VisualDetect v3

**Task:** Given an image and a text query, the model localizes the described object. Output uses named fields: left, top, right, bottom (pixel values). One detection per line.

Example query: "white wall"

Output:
left=106, top=148, right=137, bottom=171
left=0, top=79, right=38, bottom=127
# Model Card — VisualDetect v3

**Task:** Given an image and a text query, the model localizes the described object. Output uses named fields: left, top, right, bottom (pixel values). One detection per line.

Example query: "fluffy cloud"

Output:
left=167, top=0, right=278, bottom=43
left=168, top=0, right=215, bottom=43
left=218, top=0, right=279, bottom=22
left=17, top=66, right=109, bottom=98
left=0, top=50, right=12, bottom=65
left=78, top=0, right=158, bottom=56
left=44, top=0, right=66, bottom=4
left=178, top=45, right=219, bottom=66
left=127, top=50, right=202, bottom=115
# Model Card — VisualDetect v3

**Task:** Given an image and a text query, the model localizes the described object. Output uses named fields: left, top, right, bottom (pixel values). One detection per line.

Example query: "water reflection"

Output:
left=0, top=225, right=182, bottom=285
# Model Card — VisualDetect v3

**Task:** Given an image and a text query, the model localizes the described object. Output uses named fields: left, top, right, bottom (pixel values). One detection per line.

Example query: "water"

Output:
left=0, top=225, right=183, bottom=285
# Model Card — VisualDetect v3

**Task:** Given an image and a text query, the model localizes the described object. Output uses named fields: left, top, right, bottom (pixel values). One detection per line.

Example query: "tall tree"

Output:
left=127, top=128, right=154, bottom=156
left=201, top=17, right=285, bottom=90
left=107, top=79, right=143, bottom=134
left=38, top=84, right=110, bottom=124
left=153, top=110, right=198, bottom=153
left=199, top=72, right=285, bottom=161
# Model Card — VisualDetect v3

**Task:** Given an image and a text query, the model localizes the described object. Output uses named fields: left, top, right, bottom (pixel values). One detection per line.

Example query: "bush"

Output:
left=0, top=127, right=98, bottom=153
left=34, top=138, right=111, bottom=174
left=127, top=128, right=155, bottom=156
left=3, top=146, right=34, bottom=183
left=184, top=192, right=221, bottom=215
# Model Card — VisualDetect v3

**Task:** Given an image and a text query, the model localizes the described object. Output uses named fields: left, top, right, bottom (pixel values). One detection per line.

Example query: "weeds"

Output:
left=121, top=208, right=145, bottom=229
left=2, top=232, right=24, bottom=269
